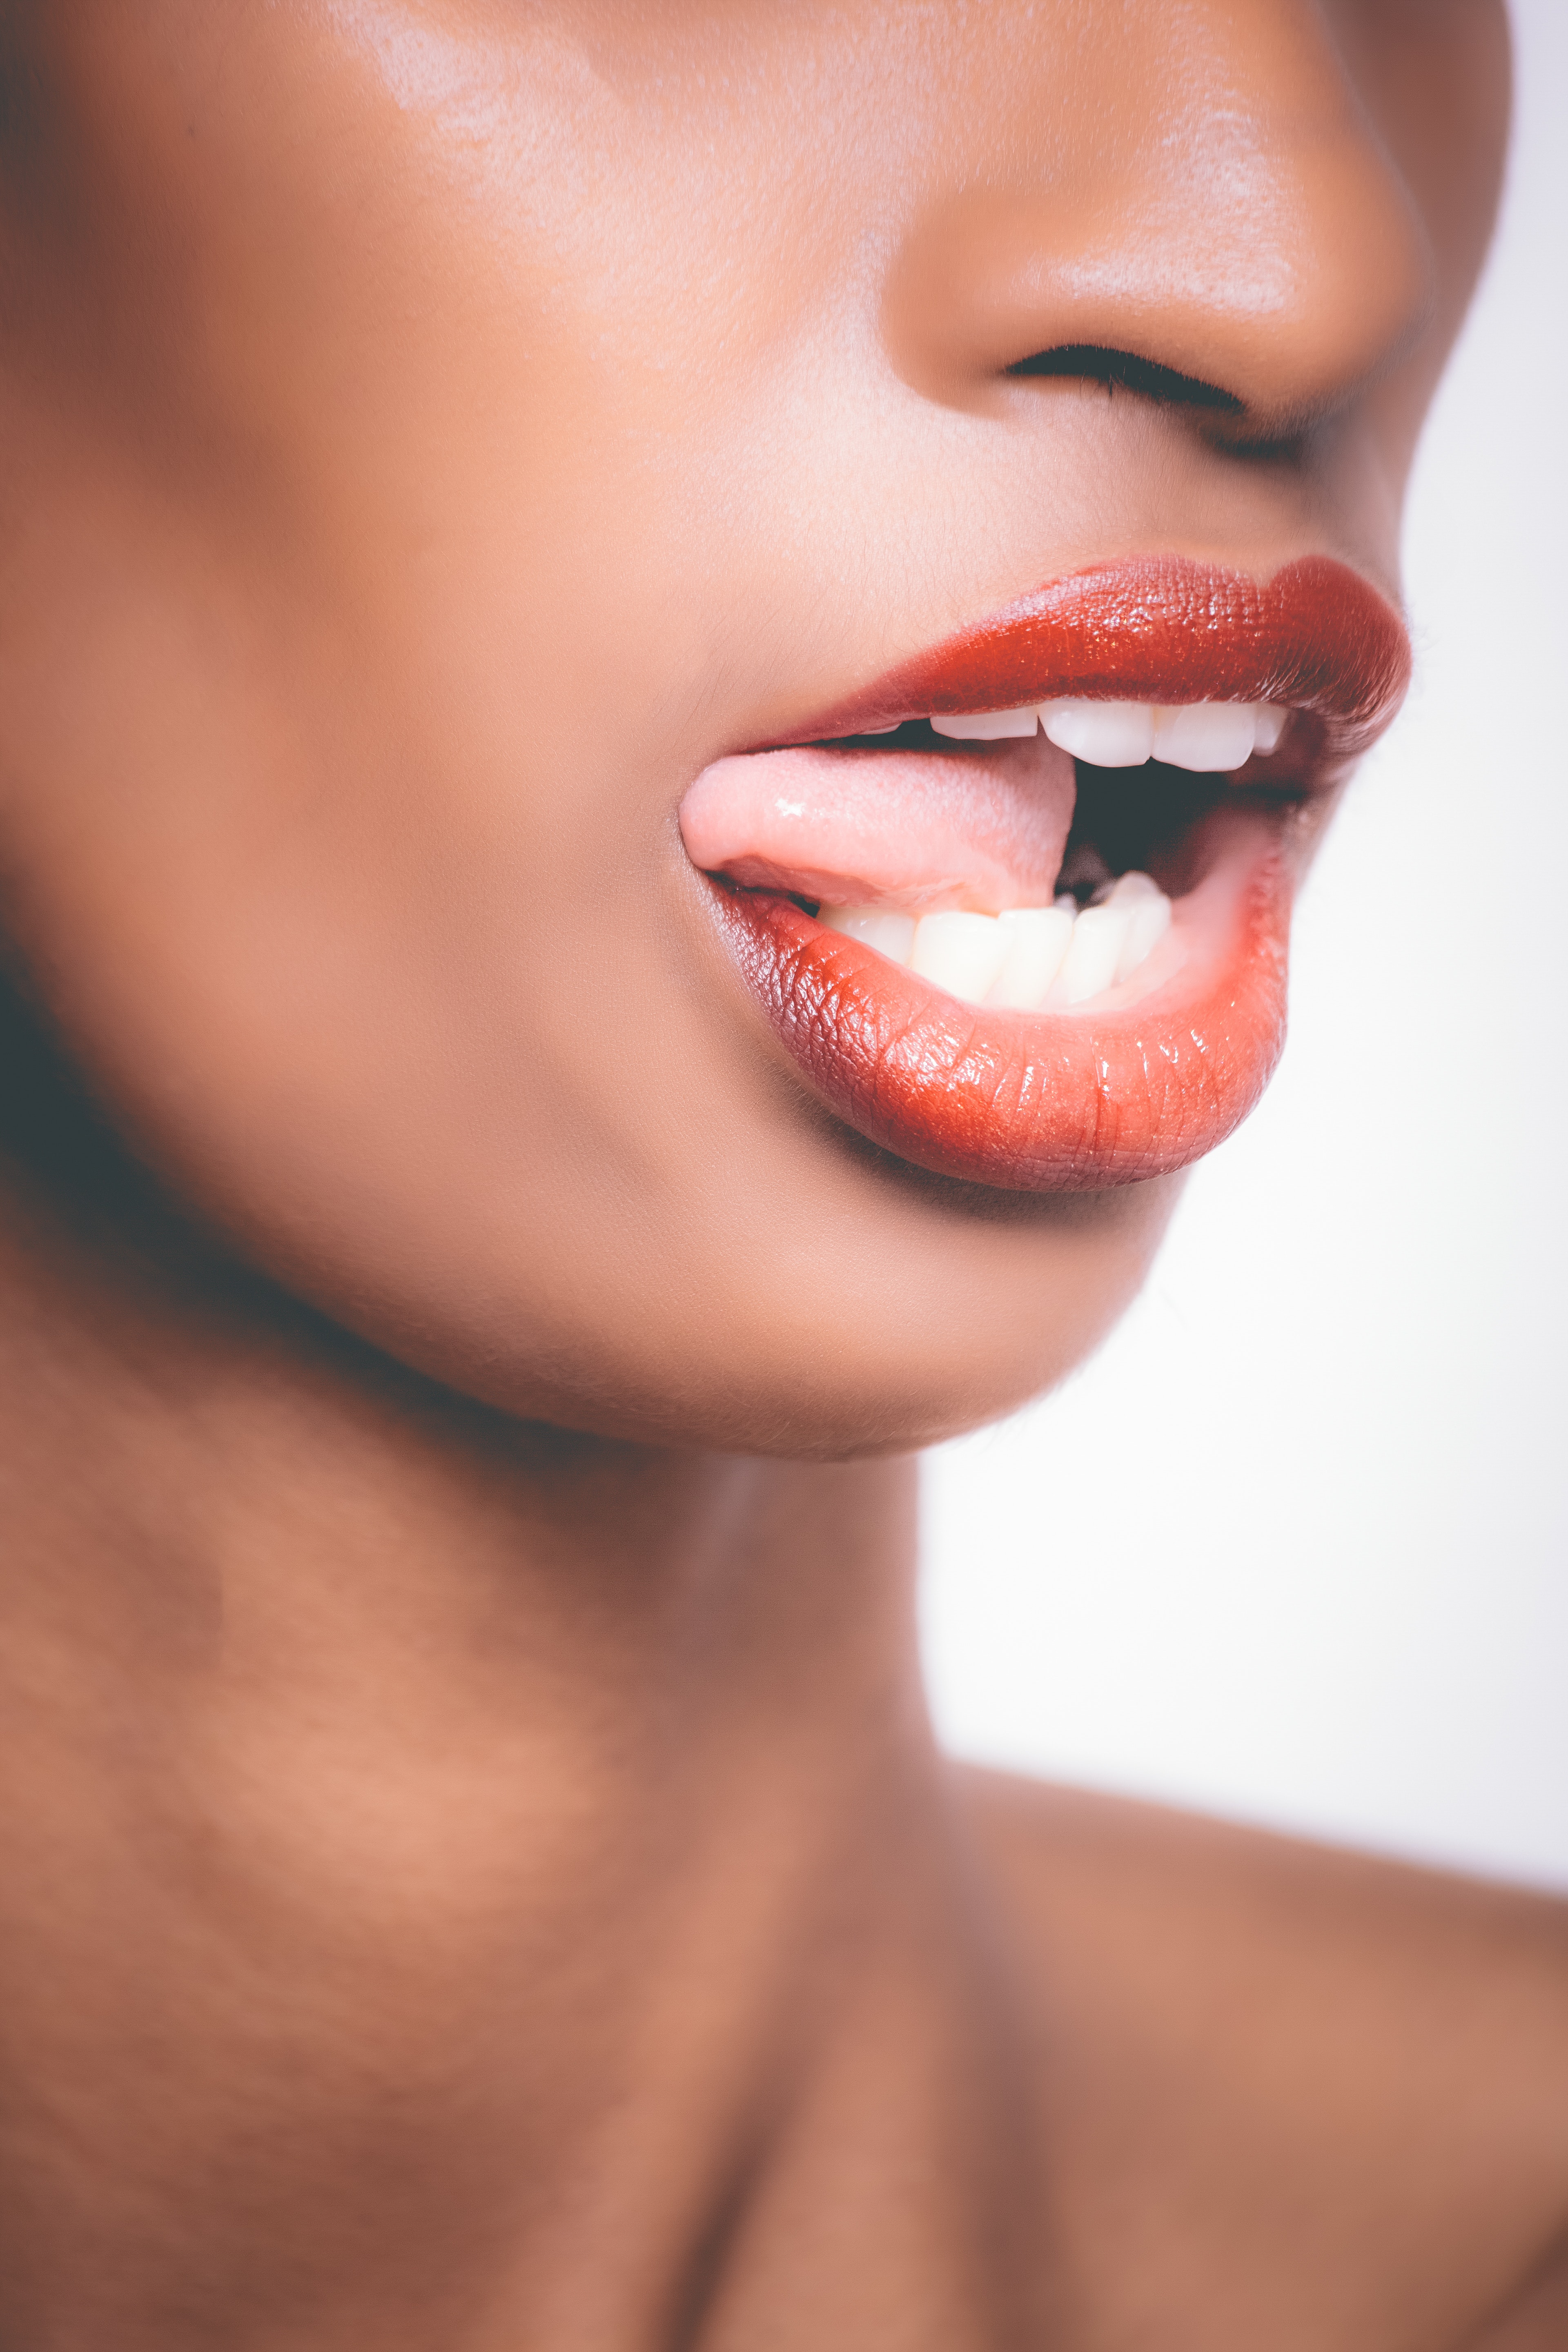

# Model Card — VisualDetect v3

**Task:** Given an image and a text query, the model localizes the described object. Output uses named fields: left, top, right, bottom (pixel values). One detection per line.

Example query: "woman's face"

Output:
left=0, top=1, right=1507, bottom=1451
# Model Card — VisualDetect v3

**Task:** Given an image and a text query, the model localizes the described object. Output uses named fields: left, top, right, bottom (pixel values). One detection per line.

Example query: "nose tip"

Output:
left=883, top=8, right=1435, bottom=430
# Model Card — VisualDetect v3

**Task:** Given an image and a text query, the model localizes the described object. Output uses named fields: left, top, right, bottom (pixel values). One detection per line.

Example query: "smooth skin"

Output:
left=0, top=4, right=1564, bottom=2346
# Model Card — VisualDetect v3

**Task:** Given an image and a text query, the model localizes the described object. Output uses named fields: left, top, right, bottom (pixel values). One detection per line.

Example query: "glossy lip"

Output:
left=697, top=555, right=1410, bottom=1193
left=787, top=553, right=1410, bottom=762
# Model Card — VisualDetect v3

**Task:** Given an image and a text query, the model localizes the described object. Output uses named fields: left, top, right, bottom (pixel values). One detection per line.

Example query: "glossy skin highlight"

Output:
left=1, top=7, right=1566, bottom=2351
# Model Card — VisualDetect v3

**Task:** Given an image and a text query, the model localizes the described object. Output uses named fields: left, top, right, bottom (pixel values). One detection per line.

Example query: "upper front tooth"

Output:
left=1151, top=702, right=1260, bottom=771
left=1039, top=701, right=1156, bottom=768
left=908, top=910, right=1009, bottom=1004
left=929, top=707, right=1040, bottom=740
left=1036, top=698, right=1289, bottom=771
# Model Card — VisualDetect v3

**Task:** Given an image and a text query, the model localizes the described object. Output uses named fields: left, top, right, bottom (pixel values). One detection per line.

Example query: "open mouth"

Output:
left=683, top=556, right=1411, bottom=1192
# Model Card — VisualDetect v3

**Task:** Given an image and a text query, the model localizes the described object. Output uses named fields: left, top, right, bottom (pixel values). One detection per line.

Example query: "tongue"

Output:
left=679, top=735, right=1078, bottom=912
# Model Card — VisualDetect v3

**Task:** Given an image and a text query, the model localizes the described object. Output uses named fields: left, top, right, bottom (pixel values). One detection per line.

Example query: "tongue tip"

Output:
left=680, top=740, right=1077, bottom=915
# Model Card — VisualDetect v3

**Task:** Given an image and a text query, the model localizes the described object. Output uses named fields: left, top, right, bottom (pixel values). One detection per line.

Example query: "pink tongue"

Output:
left=679, top=736, right=1078, bottom=912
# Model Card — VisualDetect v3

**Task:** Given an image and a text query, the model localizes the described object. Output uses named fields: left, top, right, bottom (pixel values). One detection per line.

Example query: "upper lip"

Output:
left=697, top=551, right=1410, bottom=1193
left=779, top=552, right=1411, bottom=765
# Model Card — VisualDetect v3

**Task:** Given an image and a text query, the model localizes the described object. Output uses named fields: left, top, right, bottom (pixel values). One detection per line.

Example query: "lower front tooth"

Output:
left=986, top=906, right=1075, bottom=1010
left=1113, top=891, right=1172, bottom=981
left=909, top=910, right=1008, bottom=1005
left=1039, top=700, right=1156, bottom=768
left=1057, top=904, right=1131, bottom=1004
left=820, top=904, right=917, bottom=964
left=1100, top=868, right=1162, bottom=906
left=821, top=890, right=1171, bottom=1006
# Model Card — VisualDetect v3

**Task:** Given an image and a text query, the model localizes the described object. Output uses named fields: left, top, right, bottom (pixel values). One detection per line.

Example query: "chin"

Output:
left=396, top=1166, right=1183, bottom=1461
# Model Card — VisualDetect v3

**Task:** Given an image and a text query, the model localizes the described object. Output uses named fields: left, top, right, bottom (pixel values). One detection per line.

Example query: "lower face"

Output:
left=0, top=0, right=1509, bottom=1453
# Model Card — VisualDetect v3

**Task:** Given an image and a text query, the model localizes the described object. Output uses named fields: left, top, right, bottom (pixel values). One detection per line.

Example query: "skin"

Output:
left=0, top=2, right=1564, bottom=2345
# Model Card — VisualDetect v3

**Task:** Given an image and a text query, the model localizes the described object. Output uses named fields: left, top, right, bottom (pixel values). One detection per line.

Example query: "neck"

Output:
left=0, top=991, right=1038, bottom=2347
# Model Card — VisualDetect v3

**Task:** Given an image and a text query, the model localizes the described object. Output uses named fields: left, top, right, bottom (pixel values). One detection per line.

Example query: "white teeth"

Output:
left=820, top=904, right=918, bottom=962
left=1033, top=698, right=1287, bottom=770
left=1101, top=868, right=1163, bottom=904
left=819, top=878, right=1174, bottom=1009
left=907, top=909, right=1010, bottom=1005
left=1039, top=700, right=1156, bottom=767
left=985, top=906, right=1075, bottom=1010
left=1107, top=871, right=1173, bottom=980
left=1056, top=903, right=1132, bottom=1003
left=835, top=701, right=1290, bottom=759
left=1150, top=702, right=1258, bottom=772
left=928, top=706, right=1040, bottom=740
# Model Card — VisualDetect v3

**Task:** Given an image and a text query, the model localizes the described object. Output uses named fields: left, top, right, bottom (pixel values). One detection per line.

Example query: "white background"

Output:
left=921, top=0, right=1568, bottom=1892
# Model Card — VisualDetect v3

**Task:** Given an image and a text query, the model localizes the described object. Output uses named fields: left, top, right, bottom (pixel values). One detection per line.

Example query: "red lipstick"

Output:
left=697, top=555, right=1409, bottom=1193
left=793, top=554, right=1409, bottom=759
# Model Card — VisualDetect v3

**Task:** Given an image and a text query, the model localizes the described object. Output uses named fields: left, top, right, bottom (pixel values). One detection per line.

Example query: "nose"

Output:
left=882, top=0, right=1434, bottom=431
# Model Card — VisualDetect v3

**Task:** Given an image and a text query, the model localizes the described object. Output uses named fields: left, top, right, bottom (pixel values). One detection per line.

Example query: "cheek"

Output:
left=0, top=493, right=1174, bottom=1456
left=0, top=608, right=1178, bottom=1460
left=0, top=281, right=1181, bottom=1456
left=1, top=0, right=1421, bottom=1458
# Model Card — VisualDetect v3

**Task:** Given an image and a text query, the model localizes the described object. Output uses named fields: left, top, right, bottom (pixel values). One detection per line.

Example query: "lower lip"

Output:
left=704, top=801, right=1290, bottom=1191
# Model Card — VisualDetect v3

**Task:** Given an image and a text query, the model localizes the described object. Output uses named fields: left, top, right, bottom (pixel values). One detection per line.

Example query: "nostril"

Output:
left=1006, top=346, right=1244, bottom=415
left=882, top=5, right=1439, bottom=437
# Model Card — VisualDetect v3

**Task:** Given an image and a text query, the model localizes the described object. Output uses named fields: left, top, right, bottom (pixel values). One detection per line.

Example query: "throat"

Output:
left=0, top=1221, right=1007, bottom=2343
